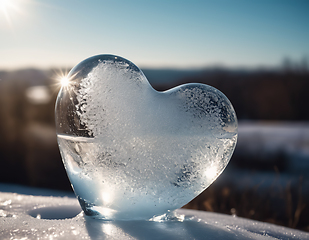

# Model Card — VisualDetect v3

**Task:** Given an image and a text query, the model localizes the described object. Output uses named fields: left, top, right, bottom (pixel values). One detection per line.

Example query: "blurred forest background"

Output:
left=0, top=58, right=309, bottom=231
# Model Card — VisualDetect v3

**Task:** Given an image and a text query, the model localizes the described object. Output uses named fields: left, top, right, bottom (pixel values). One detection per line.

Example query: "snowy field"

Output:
left=235, top=121, right=309, bottom=171
left=232, top=121, right=309, bottom=200
left=1, top=184, right=309, bottom=240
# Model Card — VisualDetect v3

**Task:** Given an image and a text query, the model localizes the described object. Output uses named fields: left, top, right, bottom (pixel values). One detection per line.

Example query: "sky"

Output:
left=0, top=0, right=308, bottom=70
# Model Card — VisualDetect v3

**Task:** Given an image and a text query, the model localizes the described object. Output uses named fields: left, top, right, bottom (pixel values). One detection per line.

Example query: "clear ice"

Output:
left=55, top=55, right=238, bottom=220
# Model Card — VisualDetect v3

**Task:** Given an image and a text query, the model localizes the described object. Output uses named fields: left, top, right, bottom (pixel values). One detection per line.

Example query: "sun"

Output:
left=0, top=0, right=24, bottom=27
left=0, top=0, right=11, bottom=10
left=0, top=0, right=12, bottom=19
left=60, top=76, right=70, bottom=87
left=55, top=70, right=71, bottom=88
left=53, top=69, right=77, bottom=90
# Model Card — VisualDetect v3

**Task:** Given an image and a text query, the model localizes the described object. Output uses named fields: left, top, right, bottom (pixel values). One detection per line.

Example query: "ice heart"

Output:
left=55, top=54, right=237, bottom=220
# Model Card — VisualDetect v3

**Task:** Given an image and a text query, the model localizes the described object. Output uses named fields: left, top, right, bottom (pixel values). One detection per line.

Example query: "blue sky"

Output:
left=0, top=0, right=308, bottom=69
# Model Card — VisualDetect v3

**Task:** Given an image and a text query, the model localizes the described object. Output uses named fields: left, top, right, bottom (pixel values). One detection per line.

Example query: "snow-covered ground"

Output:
left=231, top=121, right=309, bottom=199
left=235, top=121, right=309, bottom=172
left=1, top=184, right=309, bottom=240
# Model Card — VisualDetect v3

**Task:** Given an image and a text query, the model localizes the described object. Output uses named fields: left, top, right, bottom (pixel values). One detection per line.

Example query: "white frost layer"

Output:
left=0, top=190, right=308, bottom=240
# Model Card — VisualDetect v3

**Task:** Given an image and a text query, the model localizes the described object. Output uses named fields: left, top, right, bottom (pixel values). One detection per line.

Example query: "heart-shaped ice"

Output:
left=55, top=55, right=237, bottom=220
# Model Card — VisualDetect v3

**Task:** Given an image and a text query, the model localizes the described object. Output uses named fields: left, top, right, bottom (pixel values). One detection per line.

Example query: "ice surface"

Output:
left=0, top=188, right=308, bottom=240
left=55, top=54, right=238, bottom=220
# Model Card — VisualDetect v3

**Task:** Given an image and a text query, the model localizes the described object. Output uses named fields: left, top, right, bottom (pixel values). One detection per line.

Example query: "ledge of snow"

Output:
left=0, top=186, right=308, bottom=240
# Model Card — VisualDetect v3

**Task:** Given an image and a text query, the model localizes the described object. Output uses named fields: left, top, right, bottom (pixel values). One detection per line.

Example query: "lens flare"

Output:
left=60, top=76, right=70, bottom=87
left=0, top=0, right=23, bottom=27
left=0, top=0, right=12, bottom=12
left=52, top=69, right=72, bottom=90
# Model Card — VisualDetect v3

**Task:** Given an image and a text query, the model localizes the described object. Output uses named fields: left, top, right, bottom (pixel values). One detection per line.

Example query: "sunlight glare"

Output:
left=0, top=0, right=12, bottom=24
left=102, top=191, right=114, bottom=205
left=0, top=0, right=11, bottom=11
left=52, top=69, right=77, bottom=91
left=60, top=76, right=70, bottom=87
left=204, top=165, right=218, bottom=181
left=0, top=0, right=25, bottom=28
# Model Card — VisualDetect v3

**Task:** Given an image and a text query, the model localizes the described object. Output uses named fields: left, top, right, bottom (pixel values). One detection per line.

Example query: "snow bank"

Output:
left=234, top=121, right=309, bottom=173
left=0, top=187, right=308, bottom=239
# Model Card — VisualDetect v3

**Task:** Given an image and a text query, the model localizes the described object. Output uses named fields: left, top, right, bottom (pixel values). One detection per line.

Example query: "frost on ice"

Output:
left=55, top=54, right=238, bottom=220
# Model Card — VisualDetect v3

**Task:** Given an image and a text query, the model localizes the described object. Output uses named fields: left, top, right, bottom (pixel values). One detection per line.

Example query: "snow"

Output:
left=230, top=122, right=309, bottom=196
left=1, top=184, right=309, bottom=239
left=235, top=121, right=309, bottom=173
